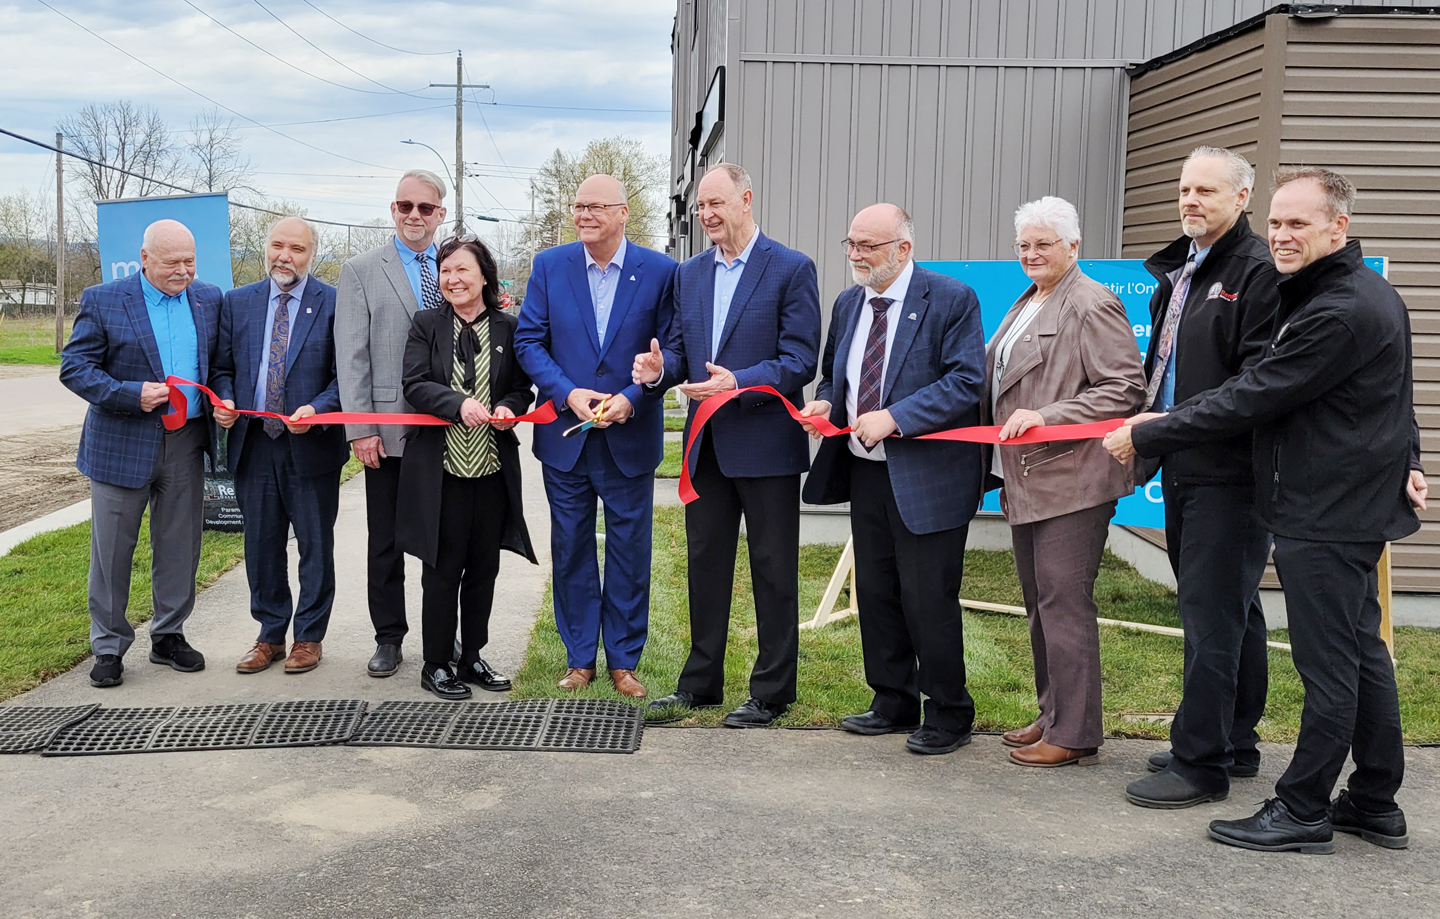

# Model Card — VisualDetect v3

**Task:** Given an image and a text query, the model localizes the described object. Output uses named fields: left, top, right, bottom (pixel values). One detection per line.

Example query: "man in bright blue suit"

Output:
left=514, top=174, right=677, bottom=698
left=799, top=204, right=987, bottom=755
left=632, top=163, right=820, bottom=727
left=60, top=219, right=222, bottom=688
left=211, top=217, right=348, bottom=676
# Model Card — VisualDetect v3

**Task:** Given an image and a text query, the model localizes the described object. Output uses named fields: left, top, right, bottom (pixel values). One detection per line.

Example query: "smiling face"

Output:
left=1014, top=225, right=1078, bottom=293
left=265, top=217, right=314, bottom=291
left=572, top=174, right=628, bottom=250
left=391, top=176, right=446, bottom=251
left=1267, top=178, right=1349, bottom=275
left=846, top=204, right=912, bottom=292
left=696, top=168, right=753, bottom=253
left=1178, top=155, right=1249, bottom=249
left=439, top=247, right=485, bottom=311
left=139, top=220, right=196, bottom=296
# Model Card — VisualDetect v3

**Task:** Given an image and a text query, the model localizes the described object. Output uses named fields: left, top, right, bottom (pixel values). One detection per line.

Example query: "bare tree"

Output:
left=187, top=108, right=252, bottom=193
left=57, top=100, right=182, bottom=202
left=525, top=135, right=669, bottom=259
left=0, top=190, right=54, bottom=315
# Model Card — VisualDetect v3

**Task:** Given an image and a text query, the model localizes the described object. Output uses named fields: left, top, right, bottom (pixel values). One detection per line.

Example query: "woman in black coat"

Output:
left=396, top=236, right=537, bottom=700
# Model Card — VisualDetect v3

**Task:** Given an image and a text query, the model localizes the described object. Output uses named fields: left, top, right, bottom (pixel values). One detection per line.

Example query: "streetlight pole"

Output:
left=401, top=138, right=460, bottom=234
left=430, top=51, right=488, bottom=237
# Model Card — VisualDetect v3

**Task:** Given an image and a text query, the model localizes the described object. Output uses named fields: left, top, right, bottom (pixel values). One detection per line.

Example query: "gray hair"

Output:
left=1185, top=146, right=1256, bottom=195
left=895, top=206, right=915, bottom=243
left=266, top=215, right=317, bottom=246
left=1273, top=165, right=1356, bottom=219
left=1014, top=196, right=1081, bottom=246
left=705, top=162, right=753, bottom=196
left=398, top=168, right=447, bottom=201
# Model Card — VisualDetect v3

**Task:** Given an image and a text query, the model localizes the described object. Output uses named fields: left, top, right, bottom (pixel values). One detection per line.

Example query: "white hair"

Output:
left=398, top=169, right=447, bottom=200
left=705, top=162, right=753, bottom=196
left=1014, top=196, right=1081, bottom=246
left=1185, top=146, right=1256, bottom=196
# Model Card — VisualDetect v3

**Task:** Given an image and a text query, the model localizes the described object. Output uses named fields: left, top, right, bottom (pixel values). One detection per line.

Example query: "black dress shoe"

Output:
left=455, top=657, right=512, bottom=692
left=905, top=725, right=973, bottom=755
left=149, top=634, right=205, bottom=672
left=721, top=697, right=787, bottom=728
left=1148, top=748, right=1260, bottom=777
left=1330, top=790, right=1409, bottom=849
left=89, top=654, right=124, bottom=688
left=421, top=663, right=472, bottom=700
left=645, top=690, right=723, bottom=719
left=367, top=643, right=402, bottom=678
left=841, top=710, right=921, bottom=736
left=1208, top=798, right=1334, bottom=853
left=1126, top=768, right=1228, bottom=809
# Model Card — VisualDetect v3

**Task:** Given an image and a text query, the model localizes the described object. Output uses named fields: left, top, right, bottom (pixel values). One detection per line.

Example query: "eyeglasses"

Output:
left=572, top=202, right=626, bottom=215
left=1013, top=238, right=1061, bottom=255
left=395, top=200, right=440, bottom=217
left=840, top=238, right=899, bottom=255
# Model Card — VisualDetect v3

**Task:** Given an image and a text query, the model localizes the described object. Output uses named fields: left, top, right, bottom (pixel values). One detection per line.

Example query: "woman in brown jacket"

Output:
left=983, top=196, right=1146, bottom=767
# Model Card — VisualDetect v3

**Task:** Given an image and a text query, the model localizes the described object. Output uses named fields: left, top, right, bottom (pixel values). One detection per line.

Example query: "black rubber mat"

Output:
left=43, top=700, right=367, bottom=756
left=0, top=704, right=100, bottom=754
left=349, top=698, right=643, bottom=753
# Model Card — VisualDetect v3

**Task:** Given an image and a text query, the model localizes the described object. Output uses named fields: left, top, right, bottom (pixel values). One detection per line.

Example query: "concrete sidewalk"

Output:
left=3, top=427, right=1439, bottom=917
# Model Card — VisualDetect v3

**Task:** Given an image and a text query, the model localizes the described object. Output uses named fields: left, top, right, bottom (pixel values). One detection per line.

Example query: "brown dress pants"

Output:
left=1009, top=500, right=1116, bottom=749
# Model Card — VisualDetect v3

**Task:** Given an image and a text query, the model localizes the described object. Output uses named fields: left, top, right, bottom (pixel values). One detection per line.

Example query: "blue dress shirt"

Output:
left=394, top=235, right=438, bottom=309
left=252, top=276, right=309, bottom=411
left=139, top=273, right=201, bottom=418
left=1159, top=241, right=1211, bottom=411
left=585, top=236, right=628, bottom=348
left=711, top=228, right=759, bottom=359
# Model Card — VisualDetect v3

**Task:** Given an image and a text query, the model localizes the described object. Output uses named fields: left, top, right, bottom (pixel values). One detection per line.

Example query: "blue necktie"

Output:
left=263, top=292, right=291, bottom=439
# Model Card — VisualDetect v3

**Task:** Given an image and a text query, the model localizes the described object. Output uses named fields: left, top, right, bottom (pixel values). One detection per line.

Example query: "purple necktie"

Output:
left=263, top=291, right=291, bottom=439
left=855, top=297, right=892, bottom=451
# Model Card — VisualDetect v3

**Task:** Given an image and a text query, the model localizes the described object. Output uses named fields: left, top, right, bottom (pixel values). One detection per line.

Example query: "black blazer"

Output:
left=395, top=304, right=538, bottom=567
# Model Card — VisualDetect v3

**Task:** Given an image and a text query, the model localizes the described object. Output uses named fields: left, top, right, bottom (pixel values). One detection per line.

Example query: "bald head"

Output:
left=266, top=216, right=316, bottom=291
left=573, top=173, right=629, bottom=259
left=577, top=173, right=627, bottom=203
left=140, top=219, right=197, bottom=296
left=846, top=204, right=914, bottom=293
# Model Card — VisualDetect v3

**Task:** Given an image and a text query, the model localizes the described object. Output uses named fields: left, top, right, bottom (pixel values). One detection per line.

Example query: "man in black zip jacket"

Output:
left=1106, top=167, right=1427, bottom=854
left=1123, top=147, right=1280, bottom=811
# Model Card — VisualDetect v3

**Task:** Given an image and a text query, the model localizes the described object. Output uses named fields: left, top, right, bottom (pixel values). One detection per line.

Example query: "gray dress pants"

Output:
left=1009, top=500, right=1116, bottom=750
left=87, top=419, right=207, bottom=657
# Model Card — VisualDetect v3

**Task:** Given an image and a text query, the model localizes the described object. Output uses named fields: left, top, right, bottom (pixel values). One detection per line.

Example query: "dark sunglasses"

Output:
left=395, top=200, right=440, bottom=216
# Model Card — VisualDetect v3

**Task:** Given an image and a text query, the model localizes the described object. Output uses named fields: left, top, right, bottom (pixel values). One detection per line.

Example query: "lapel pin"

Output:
left=1022, top=335, right=1031, bottom=342
left=629, top=275, right=636, bottom=281
left=908, top=312, right=917, bottom=320
left=306, top=307, right=312, bottom=314
left=496, top=345, right=504, bottom=353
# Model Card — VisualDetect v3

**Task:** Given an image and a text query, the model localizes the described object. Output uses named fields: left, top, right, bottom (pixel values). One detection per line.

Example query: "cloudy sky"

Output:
left=0, top=0, right=674, bottom=227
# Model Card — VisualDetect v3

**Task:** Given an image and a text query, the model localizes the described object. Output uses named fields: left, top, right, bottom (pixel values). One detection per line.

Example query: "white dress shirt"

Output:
left=844, top=259, right=914, bottom=461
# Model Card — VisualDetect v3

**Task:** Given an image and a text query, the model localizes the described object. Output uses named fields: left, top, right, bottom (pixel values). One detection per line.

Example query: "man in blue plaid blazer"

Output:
left=60, top=219, right=222, bottom=688
left=799, top=204, right=986, bottom=755
left=635, top=163, right=820, bottom=727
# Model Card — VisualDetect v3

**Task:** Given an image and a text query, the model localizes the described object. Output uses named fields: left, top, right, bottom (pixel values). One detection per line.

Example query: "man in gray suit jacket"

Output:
left=335, top=169, right=449, bottom=678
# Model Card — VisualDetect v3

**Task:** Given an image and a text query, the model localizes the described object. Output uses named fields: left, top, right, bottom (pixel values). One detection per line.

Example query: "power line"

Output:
left=33, top=0, right=408, bottom=173
left=249, top=0, right=434, bottom=98
left=297, top=0, right=452, bottom=56
left=181, top=0, right=434, bottom=99
left=484, top=101, right=669, bottom=114
left=235, top=104, right=451, bottom=129
left=1, top=126, right=386, bottom=230
left=464, top=61, right=528, bottom=191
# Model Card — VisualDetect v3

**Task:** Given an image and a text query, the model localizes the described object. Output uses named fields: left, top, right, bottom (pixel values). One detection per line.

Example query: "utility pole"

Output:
left=430, top=51, right=487, bottom=237
left=54, top=132, right=65, bottom=354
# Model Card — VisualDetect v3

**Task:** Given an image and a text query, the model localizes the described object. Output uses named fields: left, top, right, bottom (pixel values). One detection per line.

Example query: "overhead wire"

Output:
left=248, top=0, right=435, bottom=97
left=296, top=0, right=452, bottom=56
left=235, top=105, right=452, bottom=129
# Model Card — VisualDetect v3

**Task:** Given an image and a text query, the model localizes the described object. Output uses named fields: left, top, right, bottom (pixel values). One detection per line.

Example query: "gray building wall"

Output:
left=671, top=0, right=1431, bottom=311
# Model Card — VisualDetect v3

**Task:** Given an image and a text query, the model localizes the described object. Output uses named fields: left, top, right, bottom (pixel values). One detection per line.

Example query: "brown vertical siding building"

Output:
left=1122, top=8, right=1440, bottom=592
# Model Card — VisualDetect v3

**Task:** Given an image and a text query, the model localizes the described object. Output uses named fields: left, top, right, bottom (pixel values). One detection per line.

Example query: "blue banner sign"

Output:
left=96, top=192, right=234, bottom=291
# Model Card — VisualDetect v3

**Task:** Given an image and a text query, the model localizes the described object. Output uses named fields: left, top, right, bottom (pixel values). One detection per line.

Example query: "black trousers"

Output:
left=850, top=457, right=974, bottom=733
left=421, top=470, right=509, bottom=667
left=1163, top=478, right=1271, bottom=789
left=1272, top=537, right=1404, bottom=821
left=363, top=456, right=408, bottom=646
left=678, top=436, right=800, bottom=705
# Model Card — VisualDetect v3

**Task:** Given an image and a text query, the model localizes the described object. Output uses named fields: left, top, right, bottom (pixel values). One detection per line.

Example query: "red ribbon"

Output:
left=676, top=385, right=1125, bottom=504
left=161, top=375, right=558, bottom=432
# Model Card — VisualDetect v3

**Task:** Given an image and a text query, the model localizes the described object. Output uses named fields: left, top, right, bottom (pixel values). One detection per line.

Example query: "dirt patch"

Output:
left=0, top=364, right=59, bottom=381
left=0, top=425, right=89, bottom=532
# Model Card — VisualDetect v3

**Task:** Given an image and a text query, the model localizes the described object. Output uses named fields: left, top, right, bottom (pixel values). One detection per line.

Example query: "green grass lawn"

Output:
left=664, top=415, right=685, bottom=432
left=0, top=519, right=245, bottom=700
left=0, top=316, right=70, bottom=364
left=656, top=439, right=683, bottom=478
left=511, top=506, right=1440, bottom=743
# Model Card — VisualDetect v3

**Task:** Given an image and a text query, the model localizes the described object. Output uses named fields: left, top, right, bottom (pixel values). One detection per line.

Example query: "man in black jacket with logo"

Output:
left=1106, top=166, right=1426, bottom=854
left=1123, top=147, right=1280, bottom=810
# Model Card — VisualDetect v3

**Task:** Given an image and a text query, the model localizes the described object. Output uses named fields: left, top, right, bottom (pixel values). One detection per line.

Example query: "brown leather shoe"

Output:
left=285, top=641, right=322, bottom=673
left=236, top=641, right=285, bottom=674
left=610, top=669, right=647, bottom=699
left=1009, top=739, right=1100, bottom=767
left=1001, top=722, right=1043, bottom=748
left=557, top=667, right=595, bottom=690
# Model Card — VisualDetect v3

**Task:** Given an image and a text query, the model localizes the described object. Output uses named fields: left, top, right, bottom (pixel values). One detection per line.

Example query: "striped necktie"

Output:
left=855, top=297, right=892, bottom=452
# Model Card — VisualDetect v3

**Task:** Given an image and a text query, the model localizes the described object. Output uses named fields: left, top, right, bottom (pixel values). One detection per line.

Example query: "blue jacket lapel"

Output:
left=599, top=242, right=645, bottom=360
left=830, top=287, right=864, bottom=417
left=123, top=275, right=166, bottom=382
left=284, top=282, right=322, bottom=378
left=566, top=247, right=602, bottom=356
left=699, top=256, right=717, bottom=361
left=188, top=285, right=211, bottom=384
left=882, top=268, right=930, bottom=403
left=714, top=233, right=771, bottom=359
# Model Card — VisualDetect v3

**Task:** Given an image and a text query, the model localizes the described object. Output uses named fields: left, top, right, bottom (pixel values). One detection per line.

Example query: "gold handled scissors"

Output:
left=563, top=396, right=608, bottom=437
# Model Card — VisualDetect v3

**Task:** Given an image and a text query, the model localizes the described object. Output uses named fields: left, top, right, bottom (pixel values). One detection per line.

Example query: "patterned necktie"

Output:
left=444, top=315, right=500, bottom=478
left=855, top=297, right=892, bottom=452
left=1144, top=257, right=1197, bottom=408
left=417, top=252, right=444, bottom=310
left=262, top=291, right=291, bottom=439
